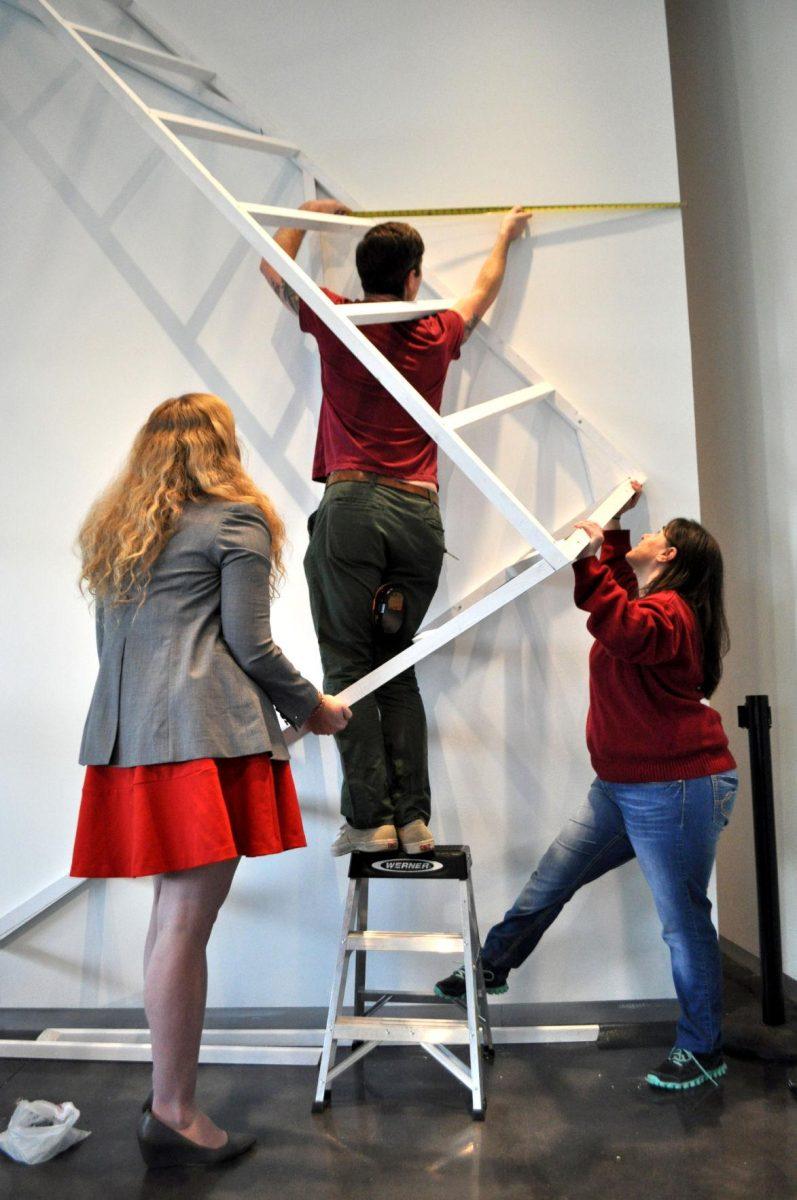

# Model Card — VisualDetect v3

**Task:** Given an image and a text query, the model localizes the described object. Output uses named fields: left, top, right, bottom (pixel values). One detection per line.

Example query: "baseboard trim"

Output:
left=0, top=998, right=679, bottom=1037
left=720, top=936, right=797, bottom=1002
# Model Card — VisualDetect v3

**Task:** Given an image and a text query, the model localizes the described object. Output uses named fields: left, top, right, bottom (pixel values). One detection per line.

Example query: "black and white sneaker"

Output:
left=646, top=1047, right=727, bottom=1090
left=435, top=964, right=508, bottom=999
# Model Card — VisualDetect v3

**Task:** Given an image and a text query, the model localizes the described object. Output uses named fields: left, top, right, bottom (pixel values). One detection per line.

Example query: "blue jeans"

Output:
left=482, top=772, right=738, bottom=1054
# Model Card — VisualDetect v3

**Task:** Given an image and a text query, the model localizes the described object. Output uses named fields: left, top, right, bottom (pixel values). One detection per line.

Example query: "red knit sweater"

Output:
left=572, top=530, right=736, bottom=783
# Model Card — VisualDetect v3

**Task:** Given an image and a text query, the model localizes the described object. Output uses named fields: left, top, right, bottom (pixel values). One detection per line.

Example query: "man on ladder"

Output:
left=260, top=200, right=531, bottom=856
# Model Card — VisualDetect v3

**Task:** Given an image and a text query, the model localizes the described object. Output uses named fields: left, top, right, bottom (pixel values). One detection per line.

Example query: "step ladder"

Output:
left=313, top=847, right=493, bottom=1120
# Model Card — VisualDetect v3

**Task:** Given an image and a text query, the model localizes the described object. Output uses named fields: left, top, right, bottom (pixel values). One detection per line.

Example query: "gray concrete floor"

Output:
left=0, top=965, right=795, bottom=1200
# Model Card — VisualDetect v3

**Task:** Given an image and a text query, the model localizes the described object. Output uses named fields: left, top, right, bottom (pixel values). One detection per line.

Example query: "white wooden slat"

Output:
left=68, top=22, right=216, bottom=82
left=444, top=383, right=555, bottom=430
left=242, top=202, right=373, bottom=231
left=344, top=299, right=453, bottom=325
left=0, top=876, right=86, bottom=945
left=119, top=0, right=274, bottom=137
left=492, top=1024, right=599, bottom=1044
left=0, top=1039, right=320, bottom=1065
left=419, top=552, right=540, bottom=633
left=151, top=111, right=299, bottom=156
left=40, top=1027, right=325, bottom=1047
left=117, top=1, right=360, bottom=200
left=445, top=295, right=641, bottom=477
left=0, top=1023, right=597, bottom=1063
left=118, top=63, right=261, bottom=132
left=566, top=476, right=640, bottom=539
left=416, top=265, right=641, bottom=478
left=0, top=1027, right=590, bottom=1065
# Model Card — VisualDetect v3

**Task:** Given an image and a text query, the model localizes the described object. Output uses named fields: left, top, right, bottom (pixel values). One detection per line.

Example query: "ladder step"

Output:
left=417, top=550, right=541, bottom=635
left=152, top=112, right=299, bottom=157
left=242, top=203, right=373, bottom=231
left=346, top=931, right=464, bottom=953
left=344, top=300, right=453, bottom=326
left=335, top=1015, right=469, bottom=1045
left=444, top=383, right=555, bottom=430
left=68, top=23, right=216, bottom=83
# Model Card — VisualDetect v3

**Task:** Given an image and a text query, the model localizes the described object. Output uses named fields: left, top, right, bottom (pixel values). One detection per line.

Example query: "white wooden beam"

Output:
left=0, top=1036, right=320, bottom=1066
left=242, top=203, right=373, bottom=231
left=0, top=876, right=86, bottom=945
left=151, top=111, right=299, bottom=156
left=334, top=555, right=556, bottom=709
left=345, top=300, right=452, bottom=326
left=422, top=269, right=642, bottom=479
left=444, top=383, right=555, bottom=430
left=287, top=476, right=640, bottom=730
left=68, top=22, right=216, bottom=83
left=0, top=1022, right=596, bottom=1063
left=119, top=0, right=275, bottom=138
left=40, top=1028, right=324, bottom=1047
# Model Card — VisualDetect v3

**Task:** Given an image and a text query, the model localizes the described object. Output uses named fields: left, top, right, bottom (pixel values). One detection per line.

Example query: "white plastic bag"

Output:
left=0, top=1099, right=90, bottom=1164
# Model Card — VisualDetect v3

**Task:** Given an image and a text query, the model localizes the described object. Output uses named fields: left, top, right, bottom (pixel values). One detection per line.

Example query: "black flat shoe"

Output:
left=137, top=1111, right=256, bottom=1169
left=142, top=1091, right=153, bottom=1113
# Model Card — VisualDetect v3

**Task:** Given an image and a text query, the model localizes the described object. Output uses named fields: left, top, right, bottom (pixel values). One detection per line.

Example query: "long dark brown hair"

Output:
left=643, top=518, right=729, bottom=697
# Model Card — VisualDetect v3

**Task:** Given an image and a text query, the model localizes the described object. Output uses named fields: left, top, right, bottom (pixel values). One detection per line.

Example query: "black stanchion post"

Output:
left=737, top=694, right=786, bottom=1026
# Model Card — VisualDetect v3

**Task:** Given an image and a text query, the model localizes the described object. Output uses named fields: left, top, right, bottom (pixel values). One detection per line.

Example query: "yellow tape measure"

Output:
left=353, top=202, right=682, bottom=218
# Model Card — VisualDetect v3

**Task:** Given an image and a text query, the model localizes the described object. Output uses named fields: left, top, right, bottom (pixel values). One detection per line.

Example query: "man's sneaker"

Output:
left=646, top=1047, right=727, bottom=1090
left=397, top=819, right=434, bottom=855
left=330, top=822, right=398, bottom=857
left=435, top=964, right=509, bottom=999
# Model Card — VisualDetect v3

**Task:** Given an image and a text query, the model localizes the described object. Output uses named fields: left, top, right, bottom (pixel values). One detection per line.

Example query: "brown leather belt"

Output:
left=325, top=469, right=439, bottom=505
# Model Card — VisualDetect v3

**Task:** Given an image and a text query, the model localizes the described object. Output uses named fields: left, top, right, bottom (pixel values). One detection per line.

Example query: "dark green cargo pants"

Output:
left=304, top=481, right=445, bottom=830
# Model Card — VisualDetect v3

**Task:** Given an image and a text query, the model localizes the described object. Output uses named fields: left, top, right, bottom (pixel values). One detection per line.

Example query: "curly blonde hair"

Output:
left=79, top=393, right=286, bottom=603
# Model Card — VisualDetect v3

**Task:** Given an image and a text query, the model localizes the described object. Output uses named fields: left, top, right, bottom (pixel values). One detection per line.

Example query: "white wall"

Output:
left=0, top=0, right=702, bottom=1010
left=667, top=0, right=797, bottom=976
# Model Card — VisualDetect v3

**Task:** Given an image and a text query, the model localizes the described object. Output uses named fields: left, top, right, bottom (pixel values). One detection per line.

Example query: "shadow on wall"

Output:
left=0, top=46, right=318, bottom=520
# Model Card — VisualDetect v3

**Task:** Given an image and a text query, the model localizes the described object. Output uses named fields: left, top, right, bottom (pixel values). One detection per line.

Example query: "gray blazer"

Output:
left=79, top=502, right=320, bottom=766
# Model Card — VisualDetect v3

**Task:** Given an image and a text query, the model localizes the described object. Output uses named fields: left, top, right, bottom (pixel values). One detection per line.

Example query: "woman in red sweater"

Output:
left=437, top=484, right=738, bottom=1091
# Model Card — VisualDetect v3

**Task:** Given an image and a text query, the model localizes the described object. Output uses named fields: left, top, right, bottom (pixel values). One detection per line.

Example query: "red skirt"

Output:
left=70, top=753, right=305, bottom=878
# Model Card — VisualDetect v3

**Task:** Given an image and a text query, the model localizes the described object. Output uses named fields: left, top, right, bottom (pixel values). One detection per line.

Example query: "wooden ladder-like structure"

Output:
left=0, top=2, right=643, bottom=1067
left=3, top=0, right=643, bottom=714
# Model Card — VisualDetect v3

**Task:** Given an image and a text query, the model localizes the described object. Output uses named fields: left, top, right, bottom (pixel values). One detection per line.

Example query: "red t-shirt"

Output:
left=572, top=530, right=736, bottom=783
left=298, top=288, right=465, bottom=486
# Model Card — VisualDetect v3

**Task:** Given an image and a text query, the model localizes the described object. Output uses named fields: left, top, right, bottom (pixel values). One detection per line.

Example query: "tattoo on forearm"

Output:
left=464, top=312, right=480, bottom=337
left=268, top=276, right=301, bottom=316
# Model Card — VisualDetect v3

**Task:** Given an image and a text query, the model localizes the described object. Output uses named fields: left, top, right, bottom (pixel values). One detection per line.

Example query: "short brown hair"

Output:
left=355, top=222, right=424, bottom=297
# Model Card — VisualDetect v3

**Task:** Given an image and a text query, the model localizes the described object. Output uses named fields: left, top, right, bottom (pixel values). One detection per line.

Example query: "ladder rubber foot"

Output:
left=472, top=1106, right=486, bottom=1121
left=311, top=1090, right=332, bottom=1114
left=482, top=1046, right=495, bottom=1062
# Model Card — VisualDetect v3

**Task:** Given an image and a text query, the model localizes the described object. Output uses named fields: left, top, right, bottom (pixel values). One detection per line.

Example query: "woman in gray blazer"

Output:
left=71, top=392, right=350, bottom=1168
